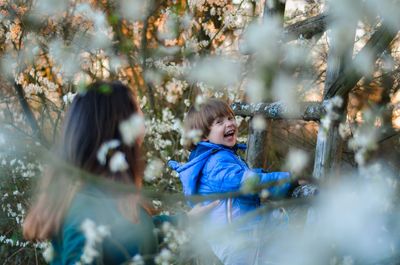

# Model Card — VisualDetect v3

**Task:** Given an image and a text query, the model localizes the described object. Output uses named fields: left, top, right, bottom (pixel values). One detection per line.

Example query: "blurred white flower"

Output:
left=315, top=178, right=394, bottom=261
left=180, top=13, right=193, bottom=29
left=195, top=95, right=206, bottom=108
left=0, top=54, right=17, bottom=79
left=188, top=56, right=242, bottom=88
left=158, top=13, right=178, bottom=40
left=42, top=243, right=54, bottom=263
left=144, top=70, right=163, bottom=86
left=284, top=45, right=310, bottom=66
left=120, top=0, right=152, bottom=21
left=320, top=96, right=343, bottom=139
left=62, top=92, right=77, bottom=105
left=272, top=73, right=300, bottom=117
left=252, top=115, right=267, bottom=131
left=354, top=48, right=374, bottom=77
left=364, top=0, right=400, bottom=32
left=0, top=134, right=5, bottom=145
left=119, top=114, right=145, bottom=146
left=260, top=189, right=270, bottom=199
left=338, top=122, right=352, bottom=139
left=155, top=248, right=173, bottom=264
left=241, top=17, right=282, bottom=63
left=165, top=78, right=188, bottom=104
left=245, top=78, right=266, bottom=103
left=130, top=254, right=144, bottom=265
left=342, top=256, right=354, bottom=265
left=181, top=129, right=203, bottom=146
left=152, top=200, right=162, bottom=209
left=285, top=148, right=309, bottom=175
left=240, top=172, right=260, bottom=194
left=48, top=39, right=79, bottom=78
left=109, top=151, right=129, bottom=172
left=96, top=140, right=120, bottom=165
left=33, top=0, right=68, bottom=16
left=348, top=111, right=380, bottom=165
left=144, top=159, right=164, bottom=182
left=79, top=219, right=110, bottom=264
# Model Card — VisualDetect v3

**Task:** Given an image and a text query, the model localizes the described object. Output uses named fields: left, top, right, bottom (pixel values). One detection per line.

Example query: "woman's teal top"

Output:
left=50, top=186, right=176, bottom=265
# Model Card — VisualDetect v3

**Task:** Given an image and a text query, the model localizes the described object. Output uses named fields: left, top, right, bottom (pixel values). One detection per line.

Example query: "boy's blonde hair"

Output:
left=184, top=98, right=235, bottom=145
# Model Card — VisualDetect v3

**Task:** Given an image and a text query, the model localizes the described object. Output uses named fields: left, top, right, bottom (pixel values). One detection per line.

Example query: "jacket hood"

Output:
left=168, top=142, right=246, bottom=196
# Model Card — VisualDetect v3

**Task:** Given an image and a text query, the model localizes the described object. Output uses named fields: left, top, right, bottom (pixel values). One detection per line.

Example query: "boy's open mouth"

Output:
left=224, top=129, right=235, bottom=138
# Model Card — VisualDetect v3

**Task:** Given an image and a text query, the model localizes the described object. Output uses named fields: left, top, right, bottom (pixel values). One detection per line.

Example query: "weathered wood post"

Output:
left=240, top=0, right=287, bottom=169
left=232, top=102, right=325, bottom=168
left=312, top=18, right=356, bottom=179
left=313, top=19, right=398, bottom=178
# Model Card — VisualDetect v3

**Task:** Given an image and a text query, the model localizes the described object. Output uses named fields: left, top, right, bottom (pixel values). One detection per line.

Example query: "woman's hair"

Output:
left=23, top=81, right=146, bottom=241
left=184, top=98, right=234, bottom=145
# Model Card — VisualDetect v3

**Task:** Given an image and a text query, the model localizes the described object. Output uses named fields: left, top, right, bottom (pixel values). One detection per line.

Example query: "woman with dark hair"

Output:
left=23, top=81, right=215, bottom=265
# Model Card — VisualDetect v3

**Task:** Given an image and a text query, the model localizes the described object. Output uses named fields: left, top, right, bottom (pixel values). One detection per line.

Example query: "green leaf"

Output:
left=98, top=84, right=112, bottom=94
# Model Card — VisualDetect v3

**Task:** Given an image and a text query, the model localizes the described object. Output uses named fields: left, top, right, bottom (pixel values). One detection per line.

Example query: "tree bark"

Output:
left=312, top=17, right=356, bottom=179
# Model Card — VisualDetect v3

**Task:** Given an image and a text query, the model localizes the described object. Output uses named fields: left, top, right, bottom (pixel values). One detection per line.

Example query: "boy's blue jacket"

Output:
left=168, top=141, right=291, bottom=224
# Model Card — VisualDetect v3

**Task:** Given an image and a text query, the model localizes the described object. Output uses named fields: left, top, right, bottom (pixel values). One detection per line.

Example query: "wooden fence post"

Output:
left=242, top=0, right=287, bottom=169
left=312, top=20, right=356, bottom=179
left=246, top=120, right=268, bottom=169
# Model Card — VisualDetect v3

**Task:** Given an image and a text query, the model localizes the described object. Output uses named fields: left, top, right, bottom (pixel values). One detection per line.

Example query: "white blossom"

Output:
left=152, top=200, right=162, bottom=209
left=320, top=96, right=344, bottom=139
left=109, top=151, right=129, bottom=172
left=251, top=115, right=267, bottom=131
left=42, top=243, right=54, bottom=263
left=354, top=49, right=375, bottom=77
left=79, top=219, right=110, bottom=264
left=260, top=189, right=270, bottom=199
left=96, top=140, right=120, bottom=165
left=119, top=114, right=145, bottom=146
left=155, top=248, right=173, bottom=265
left=130, top=254, right=145, bottom=265
left=120, top=0, right=152, bottom=21
left=241, top=17, right=282, bottom=63
left=285, top=148, right=309, bottom=175
left=195, top=95, right=206, bottom=108
left=272, top=73, right=300, bottom=117
left=181, top=129, right=203, bottom=146
left=339, top=122, right=352, bottom=139
left=245, top=78, right=266, bottom=103
left=144, top=159, right=164, bottom=182
left=33, top=0, right=68, bottom=16
left=240, top=172, right=260, bottom=194
left=62, top=92, right=77, bottom=105
left=0, top=134, right=5, bottom=145
left=188, top=56, right=242, bottom=88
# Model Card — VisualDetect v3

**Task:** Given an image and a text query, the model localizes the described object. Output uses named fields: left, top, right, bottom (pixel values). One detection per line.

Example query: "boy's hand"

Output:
left=187, top=200, right=220, bottom=221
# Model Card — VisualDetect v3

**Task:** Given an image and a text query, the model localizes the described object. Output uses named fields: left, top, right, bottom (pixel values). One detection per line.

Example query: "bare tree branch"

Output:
left=284, top=12, right=329, bottom=41
left=14, top=82, right=49, bottom=147
left=324, top=25, right=398, bottom=99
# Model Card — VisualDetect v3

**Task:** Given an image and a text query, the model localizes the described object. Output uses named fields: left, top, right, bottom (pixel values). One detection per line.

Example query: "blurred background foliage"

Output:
left=0, top=0, right=399, bottom=263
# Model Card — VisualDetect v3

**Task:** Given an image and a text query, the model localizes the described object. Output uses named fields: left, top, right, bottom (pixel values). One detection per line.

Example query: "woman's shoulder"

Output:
left=62, top=187, right=132, bottom=240
left=56, top=188, right=157, bottom=264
